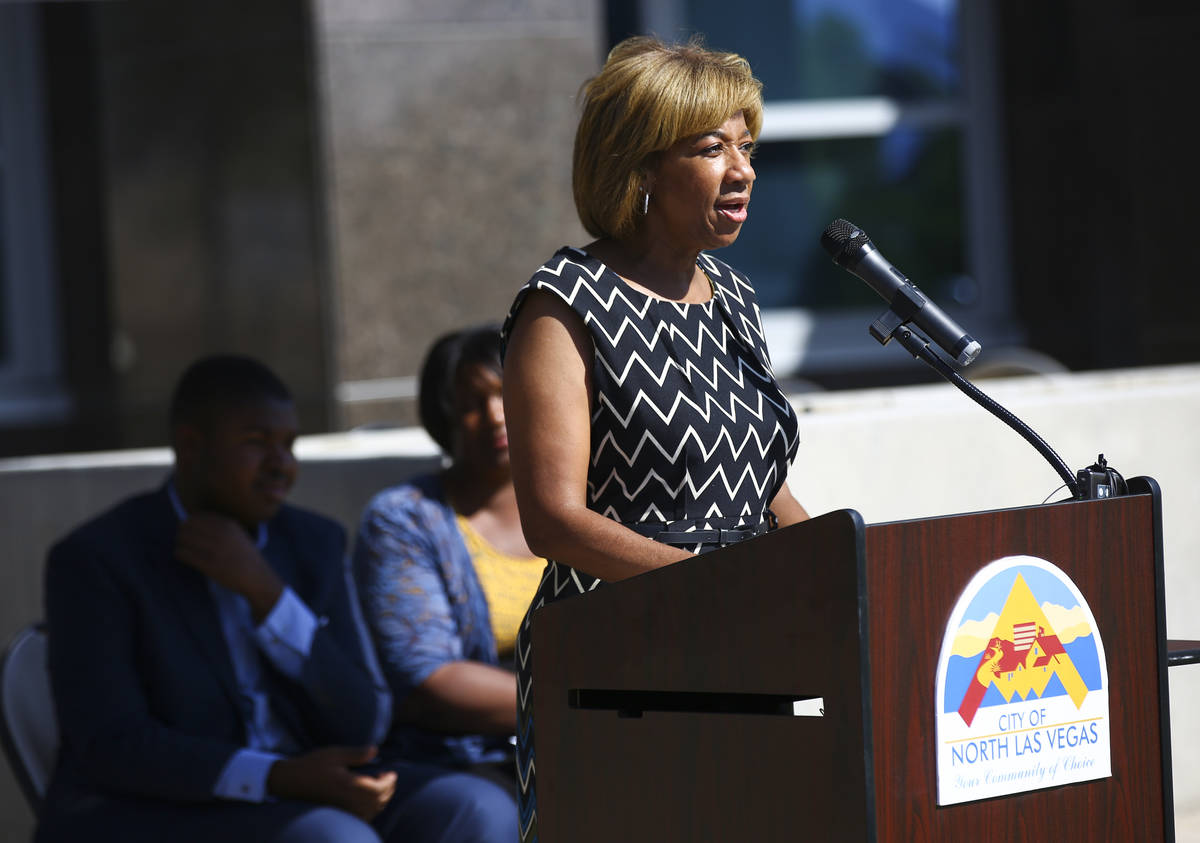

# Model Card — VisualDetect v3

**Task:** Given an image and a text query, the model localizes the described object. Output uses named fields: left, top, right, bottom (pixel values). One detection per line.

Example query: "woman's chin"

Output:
left=460, top=451, right=511, bottom=474
left=705, top=230, right=743, bottom=251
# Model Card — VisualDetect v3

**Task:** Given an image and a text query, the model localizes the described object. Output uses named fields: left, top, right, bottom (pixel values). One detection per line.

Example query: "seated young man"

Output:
left=37, top=354, right=517, bottom=843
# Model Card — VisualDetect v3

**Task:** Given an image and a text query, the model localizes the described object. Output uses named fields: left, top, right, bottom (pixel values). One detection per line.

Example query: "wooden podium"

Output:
left=528, top=477, right=1174, bottom=841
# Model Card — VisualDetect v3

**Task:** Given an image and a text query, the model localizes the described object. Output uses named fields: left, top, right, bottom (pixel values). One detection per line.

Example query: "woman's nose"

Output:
left=728, top=151, right=754, bottom=185
left=486, top=394, right=505, bottom=426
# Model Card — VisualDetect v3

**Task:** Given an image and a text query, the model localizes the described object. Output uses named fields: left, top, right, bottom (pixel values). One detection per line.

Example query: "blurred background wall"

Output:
left=0, top=0, right=598, bottom=452
left=2, top=0, right=1198, bottom=454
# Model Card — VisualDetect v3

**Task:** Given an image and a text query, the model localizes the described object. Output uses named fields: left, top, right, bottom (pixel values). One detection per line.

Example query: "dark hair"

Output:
left=418, top=325, right=503, bottom=454
left=168, top=354, right=292, bottom=430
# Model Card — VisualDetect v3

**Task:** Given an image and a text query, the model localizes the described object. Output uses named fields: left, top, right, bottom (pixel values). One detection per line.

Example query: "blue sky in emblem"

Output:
left=959, top=564, right=1083, bottom=624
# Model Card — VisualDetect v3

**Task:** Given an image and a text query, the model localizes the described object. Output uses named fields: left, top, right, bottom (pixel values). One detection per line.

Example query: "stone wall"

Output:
left=88, top=0, right=336, bottom=444
left=311, top=0, right=601, bottom=428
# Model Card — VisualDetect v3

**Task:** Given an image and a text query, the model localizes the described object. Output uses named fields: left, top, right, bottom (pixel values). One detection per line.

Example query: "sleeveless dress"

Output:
left=500, top=246, right=800, bottom=843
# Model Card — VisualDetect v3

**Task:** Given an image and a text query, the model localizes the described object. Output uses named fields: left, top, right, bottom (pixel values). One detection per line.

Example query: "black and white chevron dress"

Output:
left=501, top=246, right=800, bottom=843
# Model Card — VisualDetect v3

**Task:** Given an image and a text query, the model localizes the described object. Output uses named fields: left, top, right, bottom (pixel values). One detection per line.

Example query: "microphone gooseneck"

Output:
left=894, top=327, right=1085, bottom=499
left=819, top=217, right=1086, bottom=499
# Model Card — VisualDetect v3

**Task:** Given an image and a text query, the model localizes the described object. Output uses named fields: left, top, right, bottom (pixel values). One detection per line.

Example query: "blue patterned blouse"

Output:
left=352, top=473, right=511, bottom=767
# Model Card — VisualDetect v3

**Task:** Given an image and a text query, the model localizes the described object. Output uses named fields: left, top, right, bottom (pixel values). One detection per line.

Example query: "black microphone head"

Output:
left=820, top=218, right=872, bottom=266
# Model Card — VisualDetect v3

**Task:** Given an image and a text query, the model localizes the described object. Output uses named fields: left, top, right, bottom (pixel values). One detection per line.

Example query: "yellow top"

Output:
left=455, top=514, right=544, bottom=659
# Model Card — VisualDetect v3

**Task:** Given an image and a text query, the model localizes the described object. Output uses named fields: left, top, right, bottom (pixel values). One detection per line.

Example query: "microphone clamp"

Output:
left=870, top=285, right=982, bottom=367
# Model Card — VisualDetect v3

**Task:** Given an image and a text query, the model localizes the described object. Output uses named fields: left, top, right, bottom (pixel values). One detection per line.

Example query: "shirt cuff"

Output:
left=254, top=586, right=319, bottom=679
left=213, top=749, right=282, bottom=802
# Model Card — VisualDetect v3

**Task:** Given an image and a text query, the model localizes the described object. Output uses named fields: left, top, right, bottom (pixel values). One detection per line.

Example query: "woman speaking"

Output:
left=501, top=36, right=810, bottom=840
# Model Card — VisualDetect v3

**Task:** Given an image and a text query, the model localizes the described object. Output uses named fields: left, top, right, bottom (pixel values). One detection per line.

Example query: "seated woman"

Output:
left=353, top=325, right=542, bottom=794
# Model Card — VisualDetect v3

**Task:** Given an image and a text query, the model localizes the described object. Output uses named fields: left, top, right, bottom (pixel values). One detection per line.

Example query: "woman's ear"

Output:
left=640, top=165, right=657, bottom=195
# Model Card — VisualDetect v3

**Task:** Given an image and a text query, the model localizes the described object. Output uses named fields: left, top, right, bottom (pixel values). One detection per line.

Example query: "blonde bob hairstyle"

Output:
left=572, top=35, right=764, bottom=241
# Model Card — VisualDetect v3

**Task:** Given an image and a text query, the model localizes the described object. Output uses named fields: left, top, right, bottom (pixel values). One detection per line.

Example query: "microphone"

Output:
left=820, top=218, right=982, bottom=366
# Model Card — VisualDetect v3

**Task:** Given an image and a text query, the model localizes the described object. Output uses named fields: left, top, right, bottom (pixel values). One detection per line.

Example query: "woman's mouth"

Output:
left=716, top=201, right=748, bottom=223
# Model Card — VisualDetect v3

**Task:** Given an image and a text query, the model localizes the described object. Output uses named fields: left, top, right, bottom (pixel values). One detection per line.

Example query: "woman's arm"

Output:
left=504, top=290, right=693, bottom=581
left=401, top=662, right=516, bottom=734
left=769, top=481, right=810, bottom=528
left=353, top=490, right=516, bottom=735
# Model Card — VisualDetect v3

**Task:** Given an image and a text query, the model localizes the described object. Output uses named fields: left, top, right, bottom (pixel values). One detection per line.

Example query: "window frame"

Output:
left=0, top=4, right=70, bottom=426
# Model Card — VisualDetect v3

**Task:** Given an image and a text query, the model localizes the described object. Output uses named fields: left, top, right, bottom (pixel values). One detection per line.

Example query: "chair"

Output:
left=0, top=622, right=58, bottom=813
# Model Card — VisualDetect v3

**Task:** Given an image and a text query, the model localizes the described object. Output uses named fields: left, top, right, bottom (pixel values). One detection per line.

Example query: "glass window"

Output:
left=0, top=4, right=68, bottom=426
left=684, top=0, right=960, bottom=101
left=0, top=159, right=8, bottom=365
left=725, top=129, right=968, bottom=311
left=679, top=0, right=968, bottom=312
left=0, top=103, right=9, bottom=364
left=622, top=0, right=1012, bottom=378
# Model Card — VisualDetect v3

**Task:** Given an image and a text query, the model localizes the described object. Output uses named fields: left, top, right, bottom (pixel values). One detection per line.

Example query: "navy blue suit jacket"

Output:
left=40, top=485, right=390, bottom=813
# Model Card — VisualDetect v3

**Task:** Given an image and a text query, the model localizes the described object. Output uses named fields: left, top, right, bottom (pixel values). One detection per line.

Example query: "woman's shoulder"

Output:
left=530, top=245, right=601, bottom=277
left=360, top=474, right=453, bottom=531
left=518, top=246, right=615, bottom=302
left=501, top=246, right=610, bottom=354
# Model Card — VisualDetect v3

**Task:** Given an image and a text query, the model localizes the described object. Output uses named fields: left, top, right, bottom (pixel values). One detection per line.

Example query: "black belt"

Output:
left=627, top=519, right=770, bottom=546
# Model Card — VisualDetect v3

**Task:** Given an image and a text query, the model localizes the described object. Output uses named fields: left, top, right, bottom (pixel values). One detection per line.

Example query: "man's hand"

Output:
left=266, top=746, right=398, bottom=821
left=176, top=513, right=285, bottom=622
